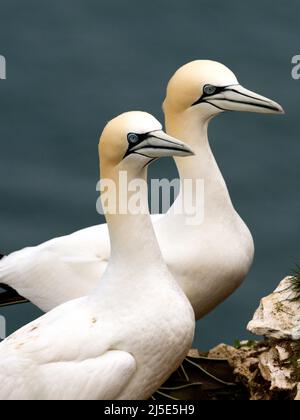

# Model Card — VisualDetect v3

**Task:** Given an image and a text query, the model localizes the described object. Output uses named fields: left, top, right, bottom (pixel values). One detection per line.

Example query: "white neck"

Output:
left=165, top=108, right=236, bottom=221
left=102, top=165, right=165, bottom=271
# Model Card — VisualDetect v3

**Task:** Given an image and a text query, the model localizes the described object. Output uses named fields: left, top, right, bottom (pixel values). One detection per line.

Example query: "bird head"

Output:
left=163, top=60, right=284, bottom=120
left=99, top=111, right=194, bottom=175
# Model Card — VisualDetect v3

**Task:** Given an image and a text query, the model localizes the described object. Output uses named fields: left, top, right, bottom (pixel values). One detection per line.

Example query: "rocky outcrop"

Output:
left=154, top=275, right=300, bottom=400
left=207, top=340, right=299, bottom=400
left=226, top=275, right=300, bottom=400
left=203, top=276, right=300, bottom=400
left=247, top=277, right=300, bottom=340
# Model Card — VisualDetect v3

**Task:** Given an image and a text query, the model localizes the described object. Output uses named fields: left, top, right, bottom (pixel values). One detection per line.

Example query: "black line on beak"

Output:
left=192, top=85, right=228, bottom=107
left=124, top=131, right=187, bottom=159
left=150, top=134, right=183, bottom=148
left=202, top=100, right=228, bottom=111
left=224, top=87, right=268, bottom=103
left=124, top=132, right=151, bottom=159
left=192, top=83, right=280, bottom=113
left=212, top=98, right=280, bottom=112
left=134, top=145, right=188, bottom=155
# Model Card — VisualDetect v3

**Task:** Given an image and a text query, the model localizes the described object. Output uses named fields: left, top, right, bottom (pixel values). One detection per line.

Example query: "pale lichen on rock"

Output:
left=156, top=275, right=300, bottom=400
left=244, top=275, right=300, bottom=399
left=247, top=277, right=300, bottom=340
left=258, top=345, right=294, bottom=391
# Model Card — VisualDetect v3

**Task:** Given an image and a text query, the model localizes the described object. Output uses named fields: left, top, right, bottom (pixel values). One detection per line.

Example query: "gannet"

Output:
left=0, top=61, right=284, bottom=319
left=0, top=112, right=195, bottom=400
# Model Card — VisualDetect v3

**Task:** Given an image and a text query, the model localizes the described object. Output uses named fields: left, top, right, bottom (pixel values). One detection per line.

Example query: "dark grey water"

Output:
left=0, top=0, right=299, bottom=349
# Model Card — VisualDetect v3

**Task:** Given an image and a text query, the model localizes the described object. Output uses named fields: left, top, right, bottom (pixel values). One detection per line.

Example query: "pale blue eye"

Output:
left=128, top=133, right=139, bottom=144
left=204, top=85, right=217, bottom=95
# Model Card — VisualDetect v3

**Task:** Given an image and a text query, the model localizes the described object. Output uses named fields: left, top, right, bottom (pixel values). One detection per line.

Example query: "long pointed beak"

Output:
left=131, top=130, right=194, bottom=158
left=208, top=84, right=284, bottom=115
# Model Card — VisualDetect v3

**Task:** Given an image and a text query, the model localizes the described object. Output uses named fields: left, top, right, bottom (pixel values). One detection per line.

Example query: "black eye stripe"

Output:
left=124, top=132, right=151, bottom=158
left=127, top=133, right=139, bottom=144
left=127, top=132, right=149, bottom=145
left=203, top=85, right=225, bottom=97
left=203, top=84, right=217, bottom=95
left=192, top=85, right=227, bottom=107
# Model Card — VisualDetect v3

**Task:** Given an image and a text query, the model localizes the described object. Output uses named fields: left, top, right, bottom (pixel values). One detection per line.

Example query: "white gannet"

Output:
left=0, top=112, right=195, bottom=400
left=0, top=61, right=284, bottom=319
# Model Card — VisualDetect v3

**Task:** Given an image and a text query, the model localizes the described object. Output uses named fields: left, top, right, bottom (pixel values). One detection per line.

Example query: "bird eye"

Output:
left=127, top=133, right=140, bottom=144
left=204, top=85, right=217, bottom=95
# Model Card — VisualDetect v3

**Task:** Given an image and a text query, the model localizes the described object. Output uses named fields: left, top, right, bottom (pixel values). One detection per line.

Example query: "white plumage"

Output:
left=0, top=61, right=284, bottom=319
left=0, top=112, right=195, bottom=400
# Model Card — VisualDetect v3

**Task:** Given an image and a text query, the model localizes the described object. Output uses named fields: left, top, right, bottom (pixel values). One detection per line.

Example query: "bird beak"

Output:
left=207, top=84, right=284, bottom=115
left=130, top=130, right=194, bottom=158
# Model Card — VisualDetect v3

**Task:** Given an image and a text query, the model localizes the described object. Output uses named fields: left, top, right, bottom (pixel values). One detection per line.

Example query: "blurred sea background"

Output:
left=0, top=0, right=299, bottom=349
